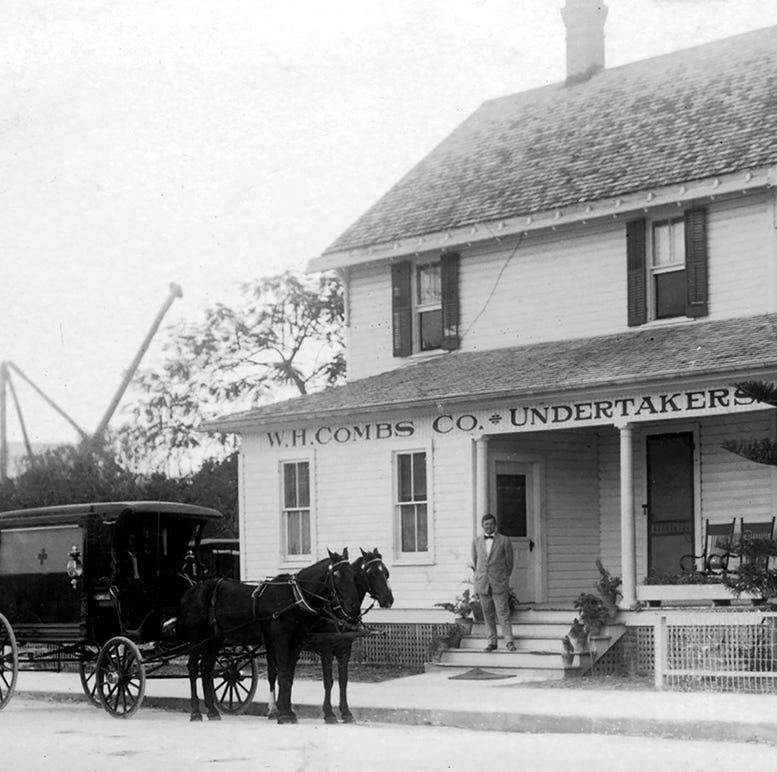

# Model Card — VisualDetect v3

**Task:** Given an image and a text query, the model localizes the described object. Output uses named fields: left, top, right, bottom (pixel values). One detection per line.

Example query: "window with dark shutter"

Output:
left=627, top=219, right=647, bottom=327
left=391, top=262, right=413, bottom=357
left=440, top=252, right=460, bottom=351
left=684, top=207, right=708, bottom=318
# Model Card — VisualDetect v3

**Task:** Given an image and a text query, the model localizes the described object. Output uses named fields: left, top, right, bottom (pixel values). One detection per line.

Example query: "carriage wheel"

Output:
left=213, top=646, right=259, bottom=715
left=78, top=645, right=102, bottom=708
left=0, top=613, right=19, bottom=711
left=96, top=636, right=146, bottom=718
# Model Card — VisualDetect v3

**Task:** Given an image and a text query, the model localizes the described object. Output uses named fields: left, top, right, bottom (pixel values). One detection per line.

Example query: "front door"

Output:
left=490, top=460, right=539, bottom=602
left=646, top=432, right=695, bottom=576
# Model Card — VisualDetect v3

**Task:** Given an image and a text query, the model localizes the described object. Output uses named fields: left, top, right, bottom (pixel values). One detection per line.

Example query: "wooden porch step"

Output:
left=458, top=635, right=565, bottom=651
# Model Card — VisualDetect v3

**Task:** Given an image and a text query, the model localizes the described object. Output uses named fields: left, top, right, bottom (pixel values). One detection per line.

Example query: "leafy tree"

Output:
left=117, top=270, right=344, bottom=472
left=0, top=443, right=238, bottom=537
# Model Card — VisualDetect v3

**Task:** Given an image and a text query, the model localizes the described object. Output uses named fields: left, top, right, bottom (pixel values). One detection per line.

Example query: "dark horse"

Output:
left=269, top=547, right=394, bottom=723
left=179, top=549, right=360, bottom=723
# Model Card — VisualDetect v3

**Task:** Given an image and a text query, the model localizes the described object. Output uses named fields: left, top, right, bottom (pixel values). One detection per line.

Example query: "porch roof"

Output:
left=205, top=314, right=777, bottom=432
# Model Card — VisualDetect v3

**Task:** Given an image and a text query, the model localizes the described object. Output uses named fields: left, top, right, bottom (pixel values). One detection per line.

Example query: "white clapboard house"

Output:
left=207, top=3, right=777, bottom=674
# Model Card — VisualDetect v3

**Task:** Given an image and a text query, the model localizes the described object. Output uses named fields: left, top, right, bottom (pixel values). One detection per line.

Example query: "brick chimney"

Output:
left=561, top=0, right=608, bottom=84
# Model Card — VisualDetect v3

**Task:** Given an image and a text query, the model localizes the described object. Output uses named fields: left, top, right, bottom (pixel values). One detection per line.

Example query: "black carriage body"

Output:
left=0, top=501, right=222, bottom=645
left=198, top=538, right=240, bottom=580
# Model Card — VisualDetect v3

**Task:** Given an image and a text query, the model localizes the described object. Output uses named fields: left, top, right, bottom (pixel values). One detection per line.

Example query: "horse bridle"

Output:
left=355, top=555, right=390, bottom=617
left=361, top=556, right=390, bottom=601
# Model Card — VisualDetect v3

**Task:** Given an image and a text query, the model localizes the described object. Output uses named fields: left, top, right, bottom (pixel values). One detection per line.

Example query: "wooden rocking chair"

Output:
left=737, top=516, right=776, bottom=571
left=680, top=518, right=736, bottom=574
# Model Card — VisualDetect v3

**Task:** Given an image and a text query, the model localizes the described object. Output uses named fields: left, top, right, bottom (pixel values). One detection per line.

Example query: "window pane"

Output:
left=672, top=219, right=685, bottom=263
left=652, top=223, right=670, bottom=267
left=400, top=505, right=416, bottom=551
left=283, top=464, right=297, bottom=508
left=412, top=452, right=426, bottom=499
left=417, top=263, right=441, bottom=304
left=301, top=510, right=310, bottom=554
left=496, top=474, right=527, bottom=537
left=398, top=454, right=413, bottom=502
left=655, top=270, right=686, bottom=319
left=287, top=511, right=301, bottom=554
left=416, top=504, right=428, bottom=551
left=420, top=309, right=442, bottom=350
left=297, top=462, right=310, bottom=508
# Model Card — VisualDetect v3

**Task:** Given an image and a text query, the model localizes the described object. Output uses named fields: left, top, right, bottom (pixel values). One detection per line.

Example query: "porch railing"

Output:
left=654, top=611, right=777, bottom=692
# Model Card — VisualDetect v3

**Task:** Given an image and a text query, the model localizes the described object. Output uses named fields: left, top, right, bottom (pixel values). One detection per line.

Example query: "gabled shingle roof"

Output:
left=208, top=314, right=777, bottom=430
left=325, top=26, right=777, bottom=255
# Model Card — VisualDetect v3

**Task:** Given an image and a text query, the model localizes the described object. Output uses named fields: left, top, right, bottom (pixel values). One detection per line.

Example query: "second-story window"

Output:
left=416, top=262, right=442, bottom=350
left=392, top=252, right=460, bottom=357
left=627, top=208, right=707, bottom=327
left=651, top=217, right=685, bottom=319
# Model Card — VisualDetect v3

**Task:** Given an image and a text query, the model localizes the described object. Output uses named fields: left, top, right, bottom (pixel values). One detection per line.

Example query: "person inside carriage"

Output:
left=112, top=530, right=153, bottom=637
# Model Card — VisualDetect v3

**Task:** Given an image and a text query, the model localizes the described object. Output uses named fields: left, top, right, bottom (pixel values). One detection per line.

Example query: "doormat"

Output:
left=448, top=667, right=514, bottom=680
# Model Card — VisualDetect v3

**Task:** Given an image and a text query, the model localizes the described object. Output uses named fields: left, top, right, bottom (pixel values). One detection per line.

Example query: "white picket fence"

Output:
left=653, top=611, right=777, bottom=692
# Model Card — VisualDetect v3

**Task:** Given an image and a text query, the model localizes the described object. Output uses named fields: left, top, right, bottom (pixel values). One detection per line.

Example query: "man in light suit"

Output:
left=472, top=513, right=516, bottom=652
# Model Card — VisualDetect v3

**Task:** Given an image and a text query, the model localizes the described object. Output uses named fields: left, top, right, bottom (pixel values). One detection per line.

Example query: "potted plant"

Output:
left=573, top=592, right=611, bottom=636
left=567, top=618, right=588, bottom=652
left=594, top=559, right=622, bottom=617
left=722, top=535, right=777, bottom=603
left=561, top=635, right=575, bottom=667
left=435, top=587, right=479, bottom=632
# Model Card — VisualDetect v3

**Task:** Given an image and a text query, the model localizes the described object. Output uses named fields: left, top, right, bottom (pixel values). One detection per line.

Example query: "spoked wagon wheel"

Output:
left=0, top=613, right=19, bottom=711
left=78, top=645, right=102, bottom=708
left=213, top=646, right=259, bottom=715
left=96, top=636, right=146, bottom=718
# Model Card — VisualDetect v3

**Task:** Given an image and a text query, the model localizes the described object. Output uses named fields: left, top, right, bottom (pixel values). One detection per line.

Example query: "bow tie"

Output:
left=484, top=535, right=494, bottom=540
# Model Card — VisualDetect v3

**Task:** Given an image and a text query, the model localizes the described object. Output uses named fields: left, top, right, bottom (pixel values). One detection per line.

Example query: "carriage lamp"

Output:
left=66, top=546, right=83, bottom=588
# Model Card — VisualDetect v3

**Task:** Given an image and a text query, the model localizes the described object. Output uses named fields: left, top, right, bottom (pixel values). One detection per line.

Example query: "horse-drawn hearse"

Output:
left=0, top=500, right=261, bottom=718
left=0, top=500, right=394, bottom=724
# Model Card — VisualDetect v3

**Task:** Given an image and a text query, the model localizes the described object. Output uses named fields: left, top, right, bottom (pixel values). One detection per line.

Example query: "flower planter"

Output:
left=454, top=617, right=473, bottom=635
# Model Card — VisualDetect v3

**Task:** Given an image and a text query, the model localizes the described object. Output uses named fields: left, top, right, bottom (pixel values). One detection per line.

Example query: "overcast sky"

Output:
left=2, top=0, right=776, bottom=448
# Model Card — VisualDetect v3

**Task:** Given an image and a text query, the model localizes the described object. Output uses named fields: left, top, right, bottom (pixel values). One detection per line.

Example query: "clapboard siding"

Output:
left=346, top=262, right=393, bottom=380
left=346, top=195, right=771, bottom=381
left=240, top=433, right=283, bottom=582
left=239, top=407, right=777, bottom=607
left=699, top=411, right=776, bottom=523
left=707, top=194, right=770, bottom=320
left=598, top=428, right=623, bottom=575
left=494, top=430, right=601, bottom=602
left=459, top=223, right=624, bottom=353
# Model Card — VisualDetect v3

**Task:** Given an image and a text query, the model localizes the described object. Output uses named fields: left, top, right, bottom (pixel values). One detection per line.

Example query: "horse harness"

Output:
left=208, top=556, right=354, bottom=637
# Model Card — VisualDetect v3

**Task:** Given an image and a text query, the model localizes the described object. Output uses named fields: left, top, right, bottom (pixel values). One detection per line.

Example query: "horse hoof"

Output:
left=190, top=714, right=203, bottom=722
left=208, top=713, right=222, bottom=721
left=277, top=714, right=298, bottom=725
left=324, top=716, right=338, bottom=724
left=342, top=715, right=355, bottom=724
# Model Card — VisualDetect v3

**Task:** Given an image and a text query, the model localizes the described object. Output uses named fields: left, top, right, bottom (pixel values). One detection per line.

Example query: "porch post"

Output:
left=475, top=436, right=489, bottom=521
left=619, top=422, right=637, bottom=608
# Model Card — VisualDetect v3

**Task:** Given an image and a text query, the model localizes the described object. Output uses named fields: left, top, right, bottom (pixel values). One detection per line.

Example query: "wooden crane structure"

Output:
left=0, top=282, right=183, bottom=482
